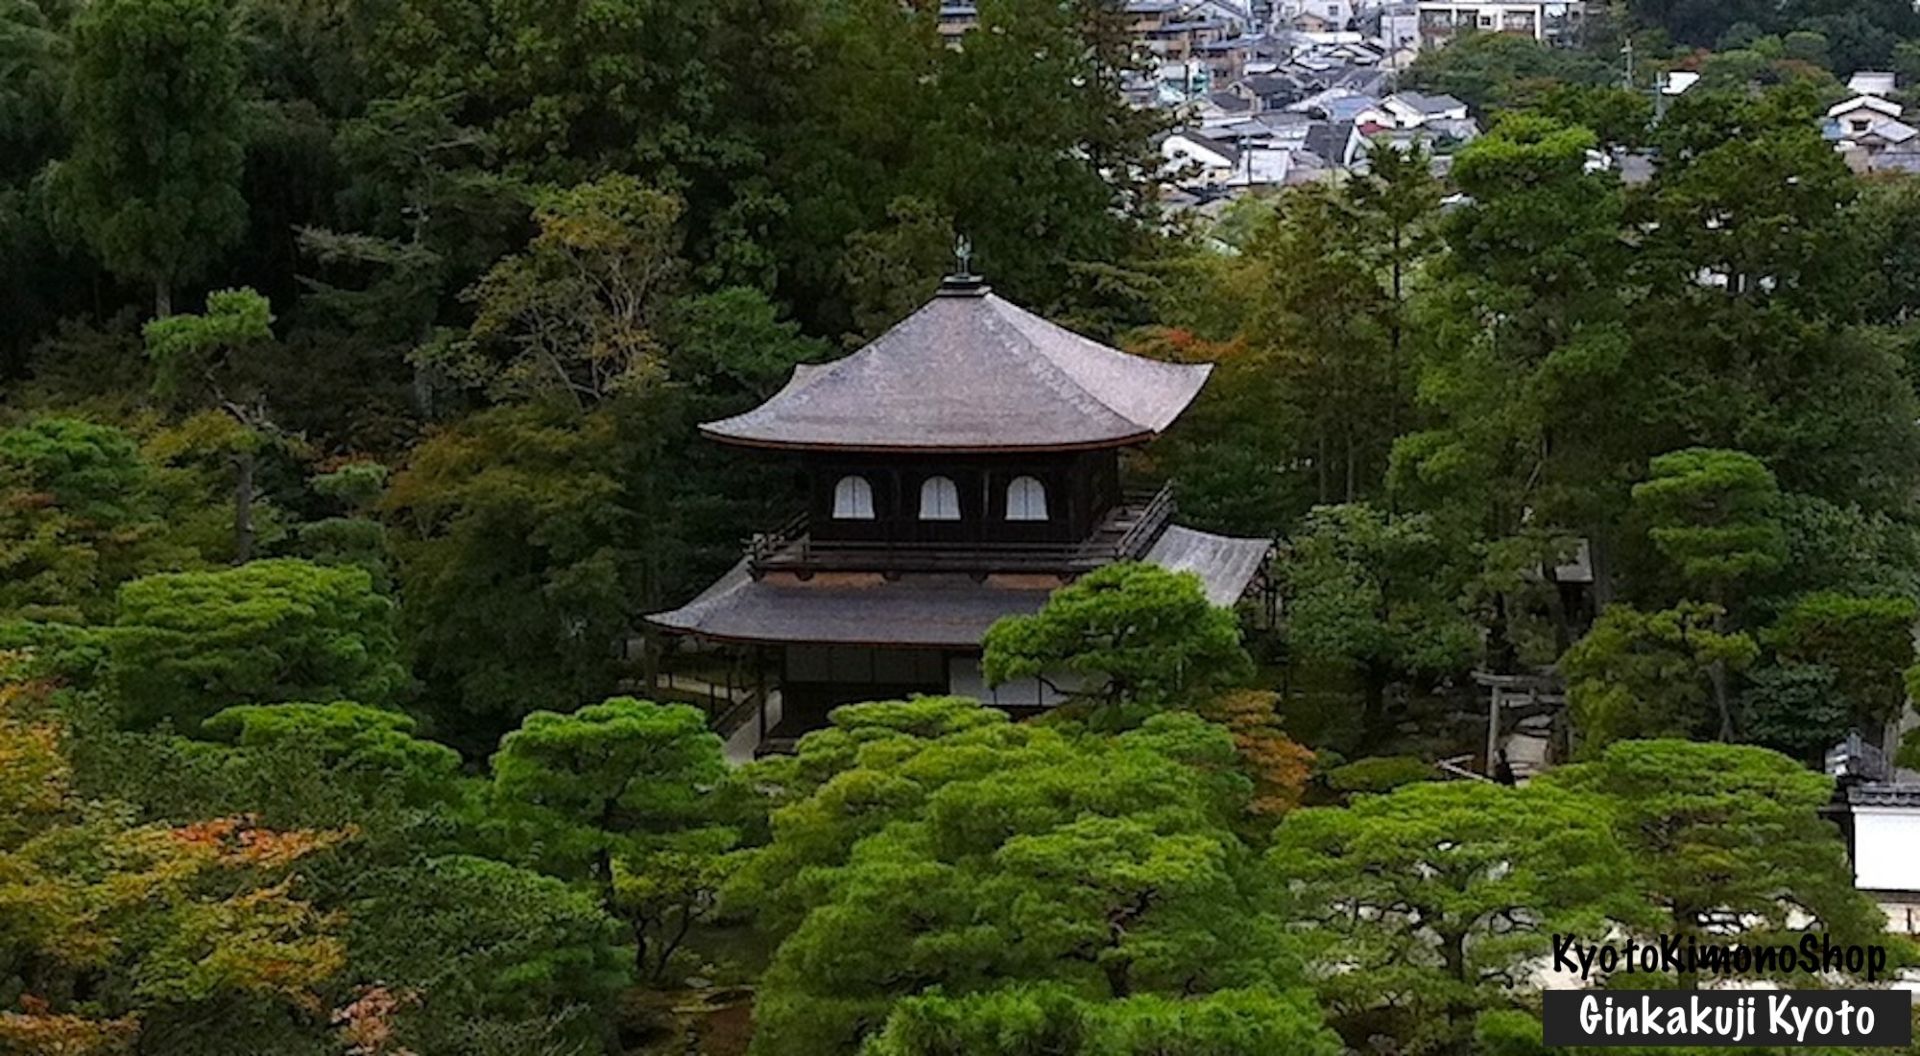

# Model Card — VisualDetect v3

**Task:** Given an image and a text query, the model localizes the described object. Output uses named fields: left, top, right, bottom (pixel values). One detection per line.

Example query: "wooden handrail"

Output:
left=744, top=484, right=1180, bottom=575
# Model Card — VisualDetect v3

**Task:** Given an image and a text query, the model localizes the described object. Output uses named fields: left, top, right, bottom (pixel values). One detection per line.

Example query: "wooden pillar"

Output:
left=1485, top=686, right=1500, bottom=776
left=756, top=646, right=769, bottom=744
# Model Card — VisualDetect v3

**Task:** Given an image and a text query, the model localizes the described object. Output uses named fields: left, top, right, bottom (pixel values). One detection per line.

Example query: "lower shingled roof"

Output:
left=646, top=525, right=1271, bottom=647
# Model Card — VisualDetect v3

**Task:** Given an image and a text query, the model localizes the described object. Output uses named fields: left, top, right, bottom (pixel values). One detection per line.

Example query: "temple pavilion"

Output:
left=646, top=267, right=1272, bottom=752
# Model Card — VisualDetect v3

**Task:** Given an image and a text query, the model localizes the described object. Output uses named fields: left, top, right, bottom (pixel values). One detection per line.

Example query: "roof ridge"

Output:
left=985, top=295, right=1212, bottom=434
left=976, top=296, right=1149, bottom=434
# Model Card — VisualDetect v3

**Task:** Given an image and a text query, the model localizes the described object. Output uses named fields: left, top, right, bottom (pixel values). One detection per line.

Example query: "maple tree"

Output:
left=0, top=660, right=349, bottom=1055
left=1201, top=689, right=1316, bottom=819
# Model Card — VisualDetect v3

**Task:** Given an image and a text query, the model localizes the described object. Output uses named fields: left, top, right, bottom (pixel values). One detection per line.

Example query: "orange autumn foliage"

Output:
left=333, top=985, right=420, bottom=1056
left=0, top=657, right=350, bottom=1052
left=0, top=1000, right=138, bottom=1056
left=1205, top=689, right=1315, bottom=817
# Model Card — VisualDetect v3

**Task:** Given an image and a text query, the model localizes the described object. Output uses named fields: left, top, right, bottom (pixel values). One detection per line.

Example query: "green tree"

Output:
left=0, top=417, right=186, bottom=622
left=1134, top=328, right=1317, bottom=538
left=1402, top=32, right=1612, bottom=114
left=1630, top=447, right=1786, bottom=737
left=199, top=701, right=461, bottom=812
left=1633, top=449, right=1786, bottom=595
left=1628, top=0, right=1782, bottom=47
left=1781, top=28, right=1831, bottom=66
left=1238, top=185, right=1401, bottom=503
left=862, top=984, right=1340, bottom=1056
left=1562, top=602, right=1758, bottom=748
left=1348, top=142, right=1443, bottom=415
left=55, top=0, right=247, bottom=317
left=348, top=854, right=632, bottom=1054
left=367, top=0, right=806, bottom=284
left=837, top=196, right=954, bottom=345
left=1540, top=739, right=1889, bottom=984
left=142, top=287, right=283, bottom=562
left=1533, top=84, right=1654, bottom=148
left=383, top=402, right=655, bottom=746
left=489, top=698, right=737, bottom=980
left=1853, top=175, right=1920, bottom=330
left=1766, top=591, right=1918, bottom=742
left=665, top=286, right=833, bottom=405
left=105, top=558, right=408, bottom=730
left=1282, top=504, right=1478, bottom=719
left=1765, top=492, right=1920, bottom=605
left=913, top=0, right=1164, bottom=309
left=981, top=561, right=1253, bottom=716
left=0, top=672, right=347, bottom=1056
left=293, top=461, right=395, bottom=592
left=1635, top=87, right=1920, bottom=510
left=736, top=704, right=1310, bottom=1056
left=1269, top=780, right=1645, bottom=1054
left=1392, top=115, right=1639, bottom=638
left=447, top=175, right=686, bottom=408
left=1152, top=158, right=1439, bottom=523
left=1739, top=662, right=1850, bottom=763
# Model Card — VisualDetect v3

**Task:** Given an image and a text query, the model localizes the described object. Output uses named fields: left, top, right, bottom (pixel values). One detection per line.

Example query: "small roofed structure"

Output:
left=1825, top=733, right=1920, bottom=931
left=649, top=262, right=1272, bottom=753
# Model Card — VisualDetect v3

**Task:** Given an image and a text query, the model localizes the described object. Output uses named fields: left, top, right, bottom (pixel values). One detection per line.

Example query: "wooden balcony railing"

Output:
left=746, top=484, right=1176, bottom=576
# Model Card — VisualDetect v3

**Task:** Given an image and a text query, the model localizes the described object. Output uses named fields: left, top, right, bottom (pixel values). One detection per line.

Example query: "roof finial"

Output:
left=938, top=233, right=988, bottom=297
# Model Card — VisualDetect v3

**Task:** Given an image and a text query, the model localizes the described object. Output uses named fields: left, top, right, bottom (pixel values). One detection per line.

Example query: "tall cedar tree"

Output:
left=57, top=0, right=248, bottom=317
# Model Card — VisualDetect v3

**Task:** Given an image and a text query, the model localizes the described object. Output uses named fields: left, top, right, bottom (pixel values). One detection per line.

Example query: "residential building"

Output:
left=1828, top=94, right=1905, bottom=139
left=1414, top=0, right=1581, bottom=48
left=1849, top=70, right=1899, bottom=98
left=1161, top=130, right=1244, bottom=184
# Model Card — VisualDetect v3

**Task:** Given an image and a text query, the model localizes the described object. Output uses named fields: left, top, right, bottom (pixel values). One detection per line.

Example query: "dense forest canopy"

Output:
left=10, top=0, right=1920, bottom=1053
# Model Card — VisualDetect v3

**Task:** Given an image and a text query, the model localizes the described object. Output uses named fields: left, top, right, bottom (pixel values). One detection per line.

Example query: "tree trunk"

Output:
left=1363, top=663, right=1388, bottom=728
left=1317, top=434, right=1329, bottom=504
left=1439, top=928, right=1474, bottom=1055
left=232, top=449, right=256, bottom=564
left=1388, top=251, right=1404, bottom=441
left=1544, top=580, right=1572, bottom=657
left=655, top=907, right=695, bottom=983
left=1344, top=427, right=1357, bottom=502
left=1588, top=530, right=1616, bottom=611
left=1710, top=606, right=1733, bottom=741
left=1486, top=594, right=1519, bottom=675
left=154, top=277, right=172, bottom=319
left=1710, top=660, right=1733, bottom=742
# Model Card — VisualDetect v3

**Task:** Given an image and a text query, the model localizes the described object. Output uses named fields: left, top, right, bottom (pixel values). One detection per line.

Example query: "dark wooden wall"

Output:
left=801, top=450, right=1120, bottom=545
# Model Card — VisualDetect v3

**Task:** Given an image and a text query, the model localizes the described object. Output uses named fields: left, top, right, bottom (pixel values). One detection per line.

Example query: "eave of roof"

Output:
left=1849, top=783, right=1920, bottom=808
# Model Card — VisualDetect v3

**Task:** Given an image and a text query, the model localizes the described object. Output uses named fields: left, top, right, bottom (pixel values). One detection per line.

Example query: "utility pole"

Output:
left=1621, top=36, right=1634, bottom=89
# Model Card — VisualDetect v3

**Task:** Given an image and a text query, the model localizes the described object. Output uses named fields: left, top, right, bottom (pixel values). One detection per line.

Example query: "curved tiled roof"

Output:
left=700, top=285, right=1212, bottom=452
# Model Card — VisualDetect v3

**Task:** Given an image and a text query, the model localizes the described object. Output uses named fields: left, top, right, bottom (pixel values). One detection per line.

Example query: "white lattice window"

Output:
left=919, top=476, right=961, bottom=521
left=1005, top=476, right=1049, bottom=521
left=833, top=475, right=875, bottom=520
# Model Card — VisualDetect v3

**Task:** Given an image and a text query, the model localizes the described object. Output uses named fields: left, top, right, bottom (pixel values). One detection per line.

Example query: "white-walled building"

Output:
left=1828, top=736, right=1920, bottom=933
left=1850, top=70, right=1899, bottom=98
left=1161, top=131, right=1244, bottom=185
left=1414, top=0, right=1581, bottom=48
left=1273, top=0, right=1356, bottom=31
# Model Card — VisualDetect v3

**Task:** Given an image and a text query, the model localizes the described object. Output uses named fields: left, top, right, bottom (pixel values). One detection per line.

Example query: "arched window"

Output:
left=919, top=476, right=961, bottom=521
left=1005, top=476, right=1049, bottom=521
left=832, top=475, right=875, bottom=520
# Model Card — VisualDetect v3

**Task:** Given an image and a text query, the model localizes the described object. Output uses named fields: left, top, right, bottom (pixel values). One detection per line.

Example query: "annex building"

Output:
left=647, top=268, right=1271, bottom=752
